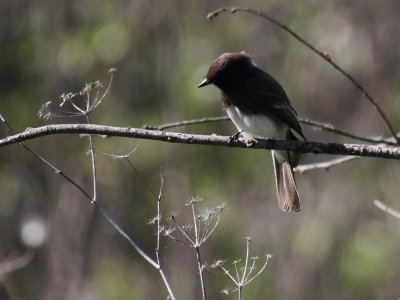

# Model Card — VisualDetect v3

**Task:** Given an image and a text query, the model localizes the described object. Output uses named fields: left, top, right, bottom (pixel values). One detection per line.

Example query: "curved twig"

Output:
left=299, top=118, right=398, bottom=145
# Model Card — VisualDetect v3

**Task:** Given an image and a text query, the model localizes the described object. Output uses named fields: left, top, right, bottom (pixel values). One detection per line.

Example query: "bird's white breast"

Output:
left=225, top=105, right=287, bottom=139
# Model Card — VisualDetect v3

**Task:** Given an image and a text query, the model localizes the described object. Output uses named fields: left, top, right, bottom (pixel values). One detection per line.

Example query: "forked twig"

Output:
left=97, top=149, right=175, bottom=299
left=206, top=7, right=399, bottom=144
left=166, top=199, right=225, bottom=300
left=211, top=237, right=271, bottom=299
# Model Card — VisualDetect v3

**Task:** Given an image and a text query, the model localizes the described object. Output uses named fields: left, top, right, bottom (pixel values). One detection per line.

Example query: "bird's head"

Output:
left=198, top=51, right=254, bottom=89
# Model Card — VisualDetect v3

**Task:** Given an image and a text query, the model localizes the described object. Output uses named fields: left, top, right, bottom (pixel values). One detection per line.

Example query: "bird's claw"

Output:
left=244, top=138, right=257, bottom=147
left=228, top=130, right=243, bottom=145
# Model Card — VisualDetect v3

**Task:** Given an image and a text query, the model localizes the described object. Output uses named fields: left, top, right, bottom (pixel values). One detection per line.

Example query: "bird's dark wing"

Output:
left=247, top=73, right=305, bottom=139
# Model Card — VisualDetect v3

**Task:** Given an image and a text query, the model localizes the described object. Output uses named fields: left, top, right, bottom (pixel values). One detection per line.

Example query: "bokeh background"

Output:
left=1, top=0, right=400, bottom=299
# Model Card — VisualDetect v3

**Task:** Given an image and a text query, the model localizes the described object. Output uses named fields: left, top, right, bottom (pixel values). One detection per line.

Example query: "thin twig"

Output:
left=154, top=172, right=176, bottom=300
left=171, top=218, right=196, bottom=245
left=211, top=238, right=271, bottom=298
left=146, top=116, right=399, bottom=146
left=66, top=98, right=86, bottom=115
left=163, top=232, right=188, bottom=247
left=196, top=246, right=207, bottom=300
left=206, top=7, right=399, bottom=143
left=191, top=202, right=207, bottom=300
left=200, top=216, right=211, bottom=244
left=233, top=261, right=240, bottom=287
left=170, top=213, right=205, bottom=294
left=201, top=208, right=223, bottom=243
left=144, top=116, right=230, bottom=131
left=0, top=251, right=34, bottom=276
left=90, top=68, right=117, bottom=112
left=373, top=199, right=400, bottom=219
left=243, top=255, right=271, bottom=286
left=124, top=156, right=158, bottom=199
left=240, top=237, right=251, bottom=287
left=96, top=147, right=159, bottom=199
left=86, top=116, right=97, bottom=202
left=191, top=202, right=200, bottom=248
left=167, top=200, right=224, bottom=299
left=1, top=124, right=400, bottom=160
left=294, top=156, right=359, bottom=174
left=156, top=172, right=165, bottom=265
left=2, top=276, right=21, bottom=300
left=243, top=257, right=257, bottom=284
left=220, top=265, right=239, bottom=285
left=299, top=118, right=398, bottom=145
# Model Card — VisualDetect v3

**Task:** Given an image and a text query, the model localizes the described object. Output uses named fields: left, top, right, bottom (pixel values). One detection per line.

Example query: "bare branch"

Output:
left=196, top=246, right=207, bottom=300
left=1, top=124, right=400, bottom=160
left=190, top=201, right=207, bottom=300
left=146, top=116, right=399, bottom=146
left=0, top=251, right=34, bottom=300
left=240, top=237, right=251, bottom=286
left=206, top=6, right=399, bottom=143
left=123, top=155, right=159, bottom=199
left=90, top=68, right=116, bottom=113
left=0, top=251, right=34, bottom=276
left=154, top=172, right=176, bottom=300
left=144, top=116, right=230, bottom=131
left=373, top=199, right=400, bottom=219
left=299, top=118, right=398, bottom=146
left=294, top=156, right=359, bottom=174
left=242, top=254, right=272, bottom=286
left=85, top=116, right=97, bottom=202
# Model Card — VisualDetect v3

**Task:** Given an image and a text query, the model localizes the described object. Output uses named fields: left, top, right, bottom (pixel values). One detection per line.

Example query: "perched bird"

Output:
left=198, top=52, right=305, bottom=212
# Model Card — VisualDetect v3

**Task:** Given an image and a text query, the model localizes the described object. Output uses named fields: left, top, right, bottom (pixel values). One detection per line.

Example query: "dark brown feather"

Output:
left=272, top=152, right=301, bottom=212
left=247, top=75, right=305, bottom=140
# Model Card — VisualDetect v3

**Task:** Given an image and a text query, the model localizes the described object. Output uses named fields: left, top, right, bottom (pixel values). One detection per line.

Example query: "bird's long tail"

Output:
left=272, top=150, right=301, bottom=212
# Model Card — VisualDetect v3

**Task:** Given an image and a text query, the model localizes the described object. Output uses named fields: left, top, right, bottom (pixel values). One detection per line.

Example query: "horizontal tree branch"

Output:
left=1, top=124, right=400, bottom=160
left=145, top=115, right=399, bottom=146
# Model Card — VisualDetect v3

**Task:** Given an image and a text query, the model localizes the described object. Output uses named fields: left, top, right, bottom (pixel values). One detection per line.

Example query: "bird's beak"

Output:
left=198, top=78, right=211, bottom=88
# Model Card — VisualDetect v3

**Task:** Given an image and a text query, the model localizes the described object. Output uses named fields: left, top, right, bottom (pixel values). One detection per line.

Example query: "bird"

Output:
left=198, top=51, right=305, bottom=212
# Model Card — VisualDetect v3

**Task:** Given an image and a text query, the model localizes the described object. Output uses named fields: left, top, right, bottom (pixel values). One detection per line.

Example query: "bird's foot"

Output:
left=244, top=137, right=257, bottom=147
left=228, top=130, right=243, bottom=145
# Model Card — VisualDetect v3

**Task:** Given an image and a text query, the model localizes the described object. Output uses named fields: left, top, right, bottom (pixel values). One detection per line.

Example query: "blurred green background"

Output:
left=1, top=0, right=400, bottom=299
